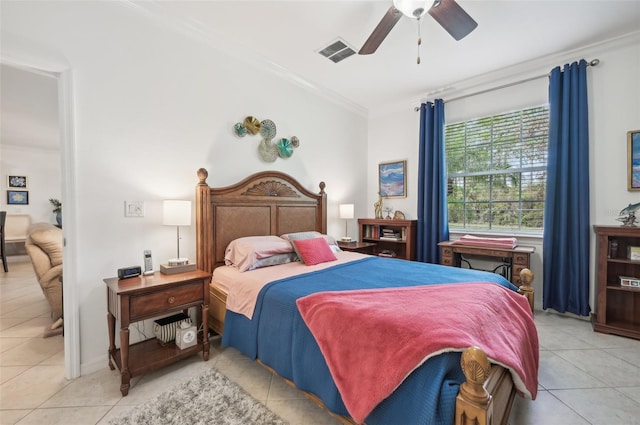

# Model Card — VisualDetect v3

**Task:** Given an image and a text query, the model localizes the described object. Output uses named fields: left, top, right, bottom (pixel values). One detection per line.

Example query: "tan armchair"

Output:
left=25, top=223, right=63, bottom=335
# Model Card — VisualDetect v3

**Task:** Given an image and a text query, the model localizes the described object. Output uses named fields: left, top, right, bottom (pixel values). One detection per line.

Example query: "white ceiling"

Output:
left=137, top=0, right=640, bottom=110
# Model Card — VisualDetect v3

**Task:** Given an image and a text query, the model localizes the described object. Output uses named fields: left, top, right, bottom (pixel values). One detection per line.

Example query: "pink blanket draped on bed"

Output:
left=296, top=282, right=539, bottom=424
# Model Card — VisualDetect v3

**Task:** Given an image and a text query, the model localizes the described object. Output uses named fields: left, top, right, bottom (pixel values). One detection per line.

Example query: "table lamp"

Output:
left=339, top=204, right=354, bottom=242
left=161, top=200, right=196, bottom=274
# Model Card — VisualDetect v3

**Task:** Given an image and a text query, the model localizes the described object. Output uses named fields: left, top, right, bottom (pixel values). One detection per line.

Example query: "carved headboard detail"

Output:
left=241, top=180, right=301, bottom=198
left=195, top=169, right=327, bottom=273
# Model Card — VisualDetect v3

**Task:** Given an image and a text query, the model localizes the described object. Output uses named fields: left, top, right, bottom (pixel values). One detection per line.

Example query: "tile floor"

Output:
left=1, top=257, right=640, bottom=425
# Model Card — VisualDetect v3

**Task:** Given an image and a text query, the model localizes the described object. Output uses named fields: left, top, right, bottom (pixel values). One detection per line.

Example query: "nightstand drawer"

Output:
left=130, top=282, right=202, bottom=319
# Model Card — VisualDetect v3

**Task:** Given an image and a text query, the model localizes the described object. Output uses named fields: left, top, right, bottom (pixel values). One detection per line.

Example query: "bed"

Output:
left=194, top=168, right=538, bottom=425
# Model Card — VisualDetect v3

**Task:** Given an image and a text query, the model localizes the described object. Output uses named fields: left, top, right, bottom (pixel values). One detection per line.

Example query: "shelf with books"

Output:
left=358, top=218, right=417, bottom=261
left=593, top=225, right=640, bottom=340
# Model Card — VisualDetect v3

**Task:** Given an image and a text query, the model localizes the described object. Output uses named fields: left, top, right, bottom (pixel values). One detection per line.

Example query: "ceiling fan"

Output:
left=359, top=0, right=478, bottom=57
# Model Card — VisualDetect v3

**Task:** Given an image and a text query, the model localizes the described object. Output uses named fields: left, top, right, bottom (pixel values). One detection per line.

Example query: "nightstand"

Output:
left=104, top=270, right=211, bottom=396
left=338, top=241, right=377, bottom=255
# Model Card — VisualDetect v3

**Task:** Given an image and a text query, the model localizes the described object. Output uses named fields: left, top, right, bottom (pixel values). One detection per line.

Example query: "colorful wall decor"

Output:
left=233, top=116, right=300, bottom=163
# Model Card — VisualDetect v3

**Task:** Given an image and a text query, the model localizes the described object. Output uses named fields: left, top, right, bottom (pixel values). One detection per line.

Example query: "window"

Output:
left=445, top=106, right=549, bottom=233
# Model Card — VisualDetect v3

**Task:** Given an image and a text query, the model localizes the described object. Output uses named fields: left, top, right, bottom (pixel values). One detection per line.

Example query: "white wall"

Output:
left=0, top=145, right=62, bottom=224
left=368, top=33, right=640, bottom=312
left=1, top=1, right=368, bottom=373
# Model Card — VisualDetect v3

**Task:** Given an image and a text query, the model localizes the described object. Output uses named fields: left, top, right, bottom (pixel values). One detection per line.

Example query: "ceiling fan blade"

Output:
left=428, top=0, right=477, bottom=41
left=359, top=6, right=403, bottom=55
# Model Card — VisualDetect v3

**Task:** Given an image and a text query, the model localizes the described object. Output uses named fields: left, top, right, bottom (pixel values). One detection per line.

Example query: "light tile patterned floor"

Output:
left=1, top=257, right=639, bottom=424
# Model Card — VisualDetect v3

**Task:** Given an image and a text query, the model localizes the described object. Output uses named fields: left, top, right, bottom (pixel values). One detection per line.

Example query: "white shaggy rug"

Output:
left=109, top=368, right=288, bottom=425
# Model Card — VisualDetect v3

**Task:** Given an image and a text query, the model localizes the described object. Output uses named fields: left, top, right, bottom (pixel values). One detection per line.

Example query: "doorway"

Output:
left=0, top=60, right=79, bottom=379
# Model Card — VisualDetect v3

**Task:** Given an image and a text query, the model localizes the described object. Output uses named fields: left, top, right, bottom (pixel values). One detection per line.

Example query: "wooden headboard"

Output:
left=195, top=168, right=327, bottom=273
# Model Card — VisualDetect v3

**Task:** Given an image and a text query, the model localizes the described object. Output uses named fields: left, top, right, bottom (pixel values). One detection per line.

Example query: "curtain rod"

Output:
left=414, top=59, right=600, bottom=111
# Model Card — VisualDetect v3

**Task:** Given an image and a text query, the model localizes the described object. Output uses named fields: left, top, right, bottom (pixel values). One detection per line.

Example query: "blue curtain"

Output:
left=417, top=100, right=449, bottom=263
left=543, top=60, right=591, bottom=316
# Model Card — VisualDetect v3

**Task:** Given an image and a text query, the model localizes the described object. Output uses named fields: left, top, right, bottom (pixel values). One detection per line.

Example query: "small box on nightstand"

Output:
left=160, top=263, right=197, bottom=274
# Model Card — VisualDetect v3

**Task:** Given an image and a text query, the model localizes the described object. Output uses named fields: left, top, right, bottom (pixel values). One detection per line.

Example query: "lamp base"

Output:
left=340, top=236, right=352, bottom=242
left=160, top=262, right=196, bottom=275
left=168, top=258, right=189, bottom=266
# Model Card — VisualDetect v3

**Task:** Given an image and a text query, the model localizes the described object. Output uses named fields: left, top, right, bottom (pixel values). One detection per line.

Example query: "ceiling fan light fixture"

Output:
left=392, top=0, right=430, bottom=19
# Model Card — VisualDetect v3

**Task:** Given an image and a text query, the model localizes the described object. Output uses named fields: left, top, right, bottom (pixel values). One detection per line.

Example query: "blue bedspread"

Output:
left=222, top=257, right=518, bottom=425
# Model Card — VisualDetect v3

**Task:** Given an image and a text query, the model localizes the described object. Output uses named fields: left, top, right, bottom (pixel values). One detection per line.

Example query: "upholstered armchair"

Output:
left=25, top=223, right=63, bottom=335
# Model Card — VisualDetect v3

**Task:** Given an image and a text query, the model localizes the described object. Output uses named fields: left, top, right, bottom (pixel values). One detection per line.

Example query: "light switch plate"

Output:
left=124, top=201, right=145, bottom=217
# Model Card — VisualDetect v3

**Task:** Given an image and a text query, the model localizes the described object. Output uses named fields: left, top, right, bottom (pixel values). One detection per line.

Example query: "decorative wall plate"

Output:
left=291, top=136, right=300, bottom=148
left=276, top=138, right=293, bottom=158
left=260, top=119, right=277, bottom=139
left=233, top=122, right=247, bottom=137
left=243, top=116, right=261, bottom=135
left=258, top=139, right=278, bottom=162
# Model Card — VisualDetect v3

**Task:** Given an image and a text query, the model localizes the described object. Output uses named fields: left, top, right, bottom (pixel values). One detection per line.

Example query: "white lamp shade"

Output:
left=393, top=0, right=429, bottom=18
left=163, top=200, right=192, bottom=226
left=339, top=204, right=355, bottom=219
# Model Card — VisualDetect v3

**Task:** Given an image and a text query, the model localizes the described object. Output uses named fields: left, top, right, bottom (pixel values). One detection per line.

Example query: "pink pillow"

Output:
left=292, top=237, right=337, bottom=266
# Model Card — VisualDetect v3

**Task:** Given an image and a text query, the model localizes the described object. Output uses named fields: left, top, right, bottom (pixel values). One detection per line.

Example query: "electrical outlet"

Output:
left=125, top=201, right=145, bottom=217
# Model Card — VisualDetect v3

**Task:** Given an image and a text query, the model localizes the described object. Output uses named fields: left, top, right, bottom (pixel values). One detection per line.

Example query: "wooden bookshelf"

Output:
left=592, top=225, right=640, bottom=340
left=358, top=218, right=417, bottom=261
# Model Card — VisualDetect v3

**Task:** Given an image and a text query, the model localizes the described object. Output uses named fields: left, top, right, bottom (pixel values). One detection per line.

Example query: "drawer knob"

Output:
left=168, top=297, right=175, bottom=304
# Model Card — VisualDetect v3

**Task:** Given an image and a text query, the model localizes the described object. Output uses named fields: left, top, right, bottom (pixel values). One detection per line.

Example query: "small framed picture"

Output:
left=7, top=175, right=27, bottom=189
left=379, top=160, right=407, bottom=198
left=628, top=130, right=640, bottom=191
left=7, top=190, right=29, bottom=205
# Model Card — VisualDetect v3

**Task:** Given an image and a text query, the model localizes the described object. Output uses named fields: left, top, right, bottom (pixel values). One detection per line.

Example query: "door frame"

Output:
left=0, top=57, right=80, bottom=379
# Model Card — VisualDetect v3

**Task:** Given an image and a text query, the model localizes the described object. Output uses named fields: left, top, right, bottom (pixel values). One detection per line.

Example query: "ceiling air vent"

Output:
left=317, top=38, right=356, bottom=63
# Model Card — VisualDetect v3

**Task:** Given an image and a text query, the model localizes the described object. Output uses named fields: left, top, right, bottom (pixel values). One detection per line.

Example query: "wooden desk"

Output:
left=105, top=270, right=210, bottom=396
left=438, top=241, right=535, bottom=286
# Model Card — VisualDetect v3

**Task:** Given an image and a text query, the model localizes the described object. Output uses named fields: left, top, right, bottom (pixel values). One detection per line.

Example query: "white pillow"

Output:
left=225, top=236, right=294, bottom=272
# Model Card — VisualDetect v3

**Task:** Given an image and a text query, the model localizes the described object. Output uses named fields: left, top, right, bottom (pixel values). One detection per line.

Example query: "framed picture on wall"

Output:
left=379, top=160, right=407, bottom=198
left=628, top=130, right=640, bottom=191
left=7, top=175, right=27, bottom=189
left=7, top=190, right=29, bottom=205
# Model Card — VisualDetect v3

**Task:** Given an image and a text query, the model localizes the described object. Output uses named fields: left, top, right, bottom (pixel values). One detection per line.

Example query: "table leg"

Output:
left=119, top=327, right=131, bottom=396
left=107, top=313, right=116, bottom=370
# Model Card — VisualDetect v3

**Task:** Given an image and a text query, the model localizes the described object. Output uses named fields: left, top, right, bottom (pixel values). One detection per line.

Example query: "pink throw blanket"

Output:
left=453, top=234, right=518, bottom=249
left=296, top=282, right=538, bottom=424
